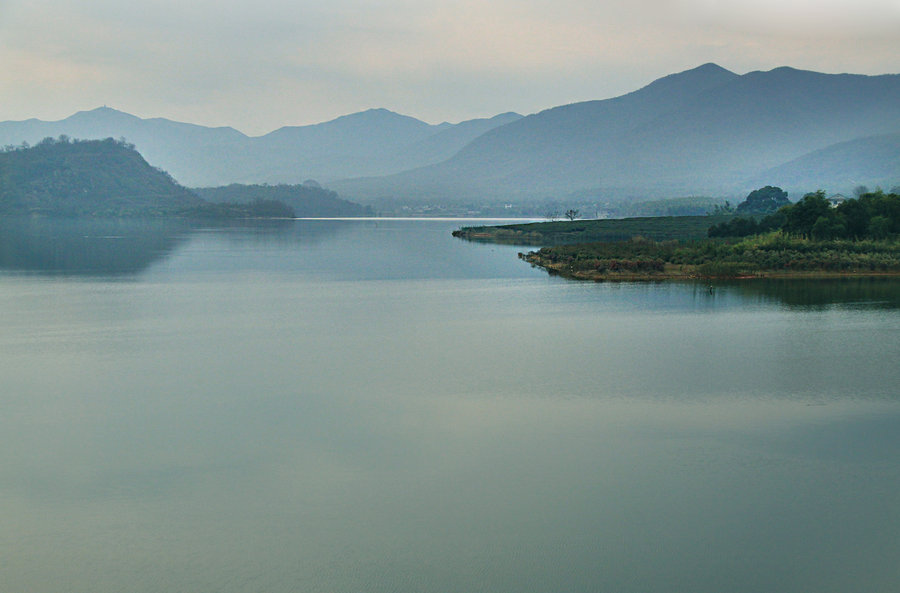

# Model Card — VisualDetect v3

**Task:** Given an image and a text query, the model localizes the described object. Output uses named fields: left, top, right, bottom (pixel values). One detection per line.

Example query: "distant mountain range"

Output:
left=0, top=107, right=521, bottom=188
left=335, top=64, right=900, bottom=201
left=1, top=63, right=898, bottom=202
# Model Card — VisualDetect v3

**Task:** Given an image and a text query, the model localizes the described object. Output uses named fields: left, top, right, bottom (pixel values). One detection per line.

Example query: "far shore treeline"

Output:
left=0, top=137, right=372, bottom=219
left=195, top=183, right=374, bottom=218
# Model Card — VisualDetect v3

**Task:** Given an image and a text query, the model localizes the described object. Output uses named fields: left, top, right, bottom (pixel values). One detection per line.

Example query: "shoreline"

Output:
left=521, top=252, right=900, bottom=282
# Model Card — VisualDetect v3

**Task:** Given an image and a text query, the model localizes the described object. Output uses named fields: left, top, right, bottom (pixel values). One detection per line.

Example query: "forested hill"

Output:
left=194, top=183, right=374, bottom=217
left=0, top=137, right=202, bottom=216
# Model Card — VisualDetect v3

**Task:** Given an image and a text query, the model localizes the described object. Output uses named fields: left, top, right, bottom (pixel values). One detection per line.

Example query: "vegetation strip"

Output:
left=521, top=234, right=900, bottom=281
left=452, top=214, right=735, bottom=246
left=458, top=189, right=900, bottom=281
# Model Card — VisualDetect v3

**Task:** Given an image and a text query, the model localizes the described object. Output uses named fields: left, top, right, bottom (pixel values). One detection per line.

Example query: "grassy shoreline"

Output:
left=453, top=214, right=900, bottom=281
left=452, top=214, right=733, bottom=245
left=518, top=233, right=900, bottom=281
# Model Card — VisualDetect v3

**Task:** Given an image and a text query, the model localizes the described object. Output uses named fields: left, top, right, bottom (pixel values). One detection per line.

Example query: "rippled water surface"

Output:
left=1, top=218, right=899, bottom=592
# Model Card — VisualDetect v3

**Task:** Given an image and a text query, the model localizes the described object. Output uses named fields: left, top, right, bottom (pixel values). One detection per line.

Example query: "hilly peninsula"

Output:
left=0, top=137, right=202, bottom=216
left=0, top=137, right=371, bottom=218
left=455, top=189, right=900, bottom=281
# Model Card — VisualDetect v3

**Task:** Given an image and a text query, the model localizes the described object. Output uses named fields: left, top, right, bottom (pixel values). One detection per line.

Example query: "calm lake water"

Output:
left=1, top=218, right=899, bottom=593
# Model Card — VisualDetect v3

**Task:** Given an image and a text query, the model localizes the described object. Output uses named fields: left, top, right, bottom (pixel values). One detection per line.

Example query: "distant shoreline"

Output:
left=296, top=216, right=543, bottom=222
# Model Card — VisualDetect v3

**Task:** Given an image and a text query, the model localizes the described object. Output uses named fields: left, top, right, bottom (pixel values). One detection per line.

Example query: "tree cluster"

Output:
left=708, top=212, right=785, bottom=238
left=735, top=186, right=790, bottom=214
left=709, top=189, right=900, bottom=241
left=782, top=190, right=899, bottom=240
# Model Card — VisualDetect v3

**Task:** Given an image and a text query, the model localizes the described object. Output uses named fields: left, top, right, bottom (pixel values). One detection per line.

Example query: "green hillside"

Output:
left=0, top=137, right=202, bottom=216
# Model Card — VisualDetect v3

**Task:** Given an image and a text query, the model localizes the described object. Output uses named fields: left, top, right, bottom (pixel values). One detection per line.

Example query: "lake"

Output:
left=1, top=217, right=899, bottom=593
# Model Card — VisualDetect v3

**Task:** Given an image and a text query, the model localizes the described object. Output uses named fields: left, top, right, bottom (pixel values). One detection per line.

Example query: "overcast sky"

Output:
left=1, top=0, right=897, bottom=135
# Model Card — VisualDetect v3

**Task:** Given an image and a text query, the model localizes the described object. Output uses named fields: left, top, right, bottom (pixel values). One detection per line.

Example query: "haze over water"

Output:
left=1, top=218, right=899, bottom=592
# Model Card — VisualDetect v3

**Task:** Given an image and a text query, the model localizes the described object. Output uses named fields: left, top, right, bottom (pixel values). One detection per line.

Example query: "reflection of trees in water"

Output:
left=724, top=278, right=900, bottom=310
left=194, top=218, right=357, bottom=247
left=0, top=218, right=361, bottom=276
left=0, top=217, right=192, bottom=276
left=8, top=218, right=895, bottom=309
left=596, top=278, right=900, bottom=312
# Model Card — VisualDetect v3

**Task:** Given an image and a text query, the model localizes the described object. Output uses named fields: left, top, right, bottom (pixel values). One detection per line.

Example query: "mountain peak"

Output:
left=694, top=62, right=734, bottom=75
left=331, top=108, right=426, bottom=126
left=67, top=106, right=141, bottom=123
left=639, top=63, right=738, bottom=94
left=585, top=62, right=740, bottom=115
left=361, top=107, right=395, bottom=116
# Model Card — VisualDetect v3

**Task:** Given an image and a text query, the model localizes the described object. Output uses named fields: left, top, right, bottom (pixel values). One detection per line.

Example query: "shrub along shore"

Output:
left=520, top=234, right=900, bottom=281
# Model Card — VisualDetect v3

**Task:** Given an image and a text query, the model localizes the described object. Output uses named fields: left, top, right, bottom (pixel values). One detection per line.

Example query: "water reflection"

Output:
left=4, top=217, right=900, bottom=313
left=719, top=277, right=900, bottom=310
left=1, top=219, right=898, bottom=593
left=536, top=277, right=900, bottom=317
left=189, top=217, right=355, bottom=247
left=0, top=217, right=190, bottom=277
left=0, top=217, right=352, bottom=277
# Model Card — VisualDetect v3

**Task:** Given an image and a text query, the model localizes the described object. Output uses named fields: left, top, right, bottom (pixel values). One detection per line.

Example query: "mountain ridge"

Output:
left=333, top=64, right=899, bottom=201
left=2, top=63, right=897, bottom=201
left=0, top=106, right=523, bottom=186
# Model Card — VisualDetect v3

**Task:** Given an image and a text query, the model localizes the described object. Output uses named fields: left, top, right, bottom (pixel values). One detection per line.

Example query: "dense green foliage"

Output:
left=784, top=190, right=900, bottom=239
left=707, top=212, right=785, bottom=238
left=0, top=137, right=202, bottom=216
left=735, top=186, right=790, bottom=214
left=709, top=190, right=900, bottom=240
left=526, top=233, right=900, bottom=278
left=195, top=183, right=374, bottom=218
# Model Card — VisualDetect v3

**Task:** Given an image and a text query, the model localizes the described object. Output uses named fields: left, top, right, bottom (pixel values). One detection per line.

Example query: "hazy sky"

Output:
left=1, top=0, right=897, bottom=135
